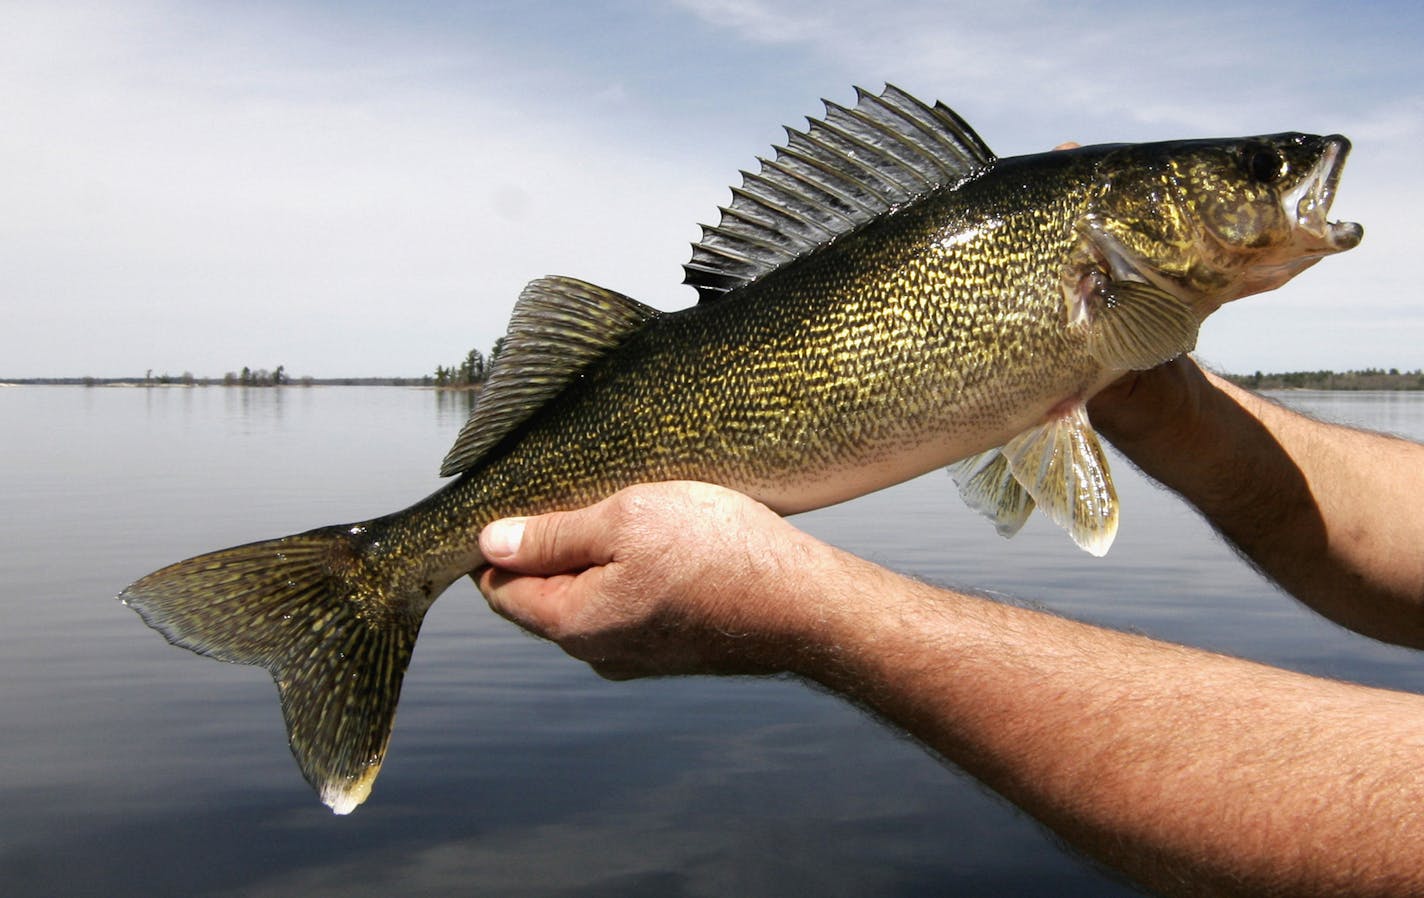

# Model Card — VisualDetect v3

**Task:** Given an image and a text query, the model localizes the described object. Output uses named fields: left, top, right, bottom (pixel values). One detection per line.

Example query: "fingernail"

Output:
left=481, top=517, right=526, bottom=560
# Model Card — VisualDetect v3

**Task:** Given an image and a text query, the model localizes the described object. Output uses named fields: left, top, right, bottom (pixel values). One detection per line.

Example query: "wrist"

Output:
left=767, top=543, right=954, bottom=690
left=1094, top=363, right=1263, bottom=515
left=1090, top=357, right=1212, bottom=456
left=747, top=537, right=873, bottom=677
left=1107, top=369, right=1316, bottom=536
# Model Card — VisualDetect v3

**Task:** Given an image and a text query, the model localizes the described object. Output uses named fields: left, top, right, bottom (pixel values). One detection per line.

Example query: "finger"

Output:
left=480, top=503, right=618, bottom=575
left=477, top=565, right=584, bottom=637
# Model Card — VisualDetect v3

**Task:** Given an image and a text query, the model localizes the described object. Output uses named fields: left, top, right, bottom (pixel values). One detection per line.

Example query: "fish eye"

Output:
left=1241, top=144, right=1287, bottom=184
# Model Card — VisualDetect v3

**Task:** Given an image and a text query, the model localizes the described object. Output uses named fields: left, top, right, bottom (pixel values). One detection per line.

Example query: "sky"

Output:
left=2, top=0, right=1421, bottom=378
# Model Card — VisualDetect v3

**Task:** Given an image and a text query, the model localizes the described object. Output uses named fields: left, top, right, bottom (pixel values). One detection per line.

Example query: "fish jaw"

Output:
left=1233, top=135, right=1363, bottom=300
left=1287, top=136, right=1363, bottom=251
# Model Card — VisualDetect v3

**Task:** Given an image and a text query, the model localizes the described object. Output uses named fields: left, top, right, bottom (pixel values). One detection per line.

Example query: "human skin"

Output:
left=476, top=358, right=1424, bottom=897
left=1088, top=357, right=1424, bottom=647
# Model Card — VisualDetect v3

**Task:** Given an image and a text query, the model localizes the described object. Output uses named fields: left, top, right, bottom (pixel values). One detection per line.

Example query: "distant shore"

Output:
left=0, top=376, right=449, bottom=388
left=1220, top=370, right=1424, bottom=391
left=3, top=371, right=1422, bottom=391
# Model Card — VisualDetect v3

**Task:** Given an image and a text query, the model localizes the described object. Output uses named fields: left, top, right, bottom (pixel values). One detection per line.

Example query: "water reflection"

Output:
left=222, top=384, right=290, bottom=430
left=432, top=386, right=479, bottom=427
left=1281, top=389, right=1424, bottom=437
left=3, top=385, right=1422, bottom=897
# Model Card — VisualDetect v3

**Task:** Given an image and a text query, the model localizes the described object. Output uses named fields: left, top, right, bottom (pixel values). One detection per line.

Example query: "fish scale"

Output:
left=120, top=85, right=1362, bottom=813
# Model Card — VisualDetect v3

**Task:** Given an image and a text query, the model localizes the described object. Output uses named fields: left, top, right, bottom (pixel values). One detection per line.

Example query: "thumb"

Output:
left=480, top=505, right=616, bottom=575
left=480, top=517, right=528, bottom=564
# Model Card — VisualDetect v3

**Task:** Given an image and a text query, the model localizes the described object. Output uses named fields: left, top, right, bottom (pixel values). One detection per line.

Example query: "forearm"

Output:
left=479, top=483, right=1424, bottom=894
left=791, top=550, right=1424, bottom=897
left=1094, top=363, right=1424, bottom=646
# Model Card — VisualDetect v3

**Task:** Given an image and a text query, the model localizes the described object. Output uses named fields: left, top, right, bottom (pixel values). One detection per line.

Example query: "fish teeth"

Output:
left=1284, top=142, right=1338, bottom=238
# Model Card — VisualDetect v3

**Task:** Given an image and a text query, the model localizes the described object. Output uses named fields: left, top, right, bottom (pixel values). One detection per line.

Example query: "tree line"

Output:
left=432, top=338, right=505, bottom=388
left=1224, top=368, right=1424, bottom=391
left=223, top=365, right=289, bottom=386
left=21, top=358, right=1421, bottom=392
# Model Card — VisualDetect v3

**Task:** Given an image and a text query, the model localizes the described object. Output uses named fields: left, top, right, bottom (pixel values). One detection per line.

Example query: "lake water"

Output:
left=4, top=385, right=1423, bottom=896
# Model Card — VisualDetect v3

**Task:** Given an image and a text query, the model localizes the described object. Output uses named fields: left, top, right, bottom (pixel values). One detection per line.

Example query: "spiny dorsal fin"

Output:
left=440, top=277, right=659, bottom=477
left=684, top=84, right=997, bottom=301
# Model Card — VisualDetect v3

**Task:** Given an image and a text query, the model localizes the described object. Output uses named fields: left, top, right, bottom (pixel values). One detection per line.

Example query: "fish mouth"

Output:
left=1285, top=136, right=1363, bottom=252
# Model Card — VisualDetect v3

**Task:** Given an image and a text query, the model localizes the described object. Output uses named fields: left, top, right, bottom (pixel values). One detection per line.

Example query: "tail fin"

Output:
left=119, top=523, right=426, bottom=814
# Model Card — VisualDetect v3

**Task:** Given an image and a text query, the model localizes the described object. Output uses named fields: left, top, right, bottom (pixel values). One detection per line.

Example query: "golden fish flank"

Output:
left=120, top=86, right=1362, bottom=814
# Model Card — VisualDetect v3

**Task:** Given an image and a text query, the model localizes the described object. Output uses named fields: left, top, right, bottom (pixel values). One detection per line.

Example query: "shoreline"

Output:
left=3, top=374, right=1420, bottom=392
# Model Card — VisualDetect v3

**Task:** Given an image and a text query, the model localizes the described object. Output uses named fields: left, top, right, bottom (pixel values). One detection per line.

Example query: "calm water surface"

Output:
left=4, top=385, right=1423, bottom=896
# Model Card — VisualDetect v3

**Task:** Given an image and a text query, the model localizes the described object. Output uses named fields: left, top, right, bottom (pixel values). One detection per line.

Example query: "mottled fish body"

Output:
left=121, top=86, right=1362, bottom=813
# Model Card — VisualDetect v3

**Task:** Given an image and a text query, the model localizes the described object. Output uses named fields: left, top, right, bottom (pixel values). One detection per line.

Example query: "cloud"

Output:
left=670, top=0, right=820, bottom=45
left=1, top=1, right=1419, bottom=376
left=0, top=3, right=717, bottom=377
left=673, top=0, right=1422, bottom=140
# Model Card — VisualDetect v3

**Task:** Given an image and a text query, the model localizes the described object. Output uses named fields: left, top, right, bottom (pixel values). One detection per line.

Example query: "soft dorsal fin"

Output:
left=439, top=277, right=659, bottom=477
left=683, top=85, right=997, bottom=301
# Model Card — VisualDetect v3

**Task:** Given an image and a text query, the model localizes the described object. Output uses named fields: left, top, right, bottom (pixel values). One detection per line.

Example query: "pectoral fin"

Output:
left=1087, top=279, right=1200, bottom=372
left=948, top=449, right=1036, bottom=538
left=1000, top=405, right=1118, bottom=556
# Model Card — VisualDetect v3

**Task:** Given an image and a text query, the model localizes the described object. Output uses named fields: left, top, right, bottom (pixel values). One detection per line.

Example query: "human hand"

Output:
left=476, top=481, right=838, bottom=680
left=1086, top=355, right=1213, bottom=450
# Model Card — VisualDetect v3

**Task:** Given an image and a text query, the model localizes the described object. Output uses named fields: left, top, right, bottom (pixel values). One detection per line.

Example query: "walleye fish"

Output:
left=121, top=85, right=1362, bottom=813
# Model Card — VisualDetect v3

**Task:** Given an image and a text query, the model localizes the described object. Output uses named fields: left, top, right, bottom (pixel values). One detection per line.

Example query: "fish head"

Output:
left=1085, top=133, right=1362, bottom=312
